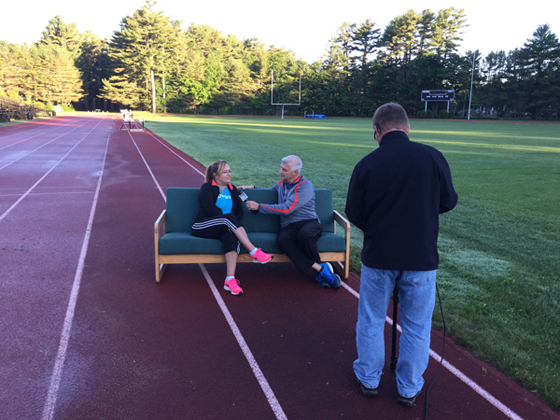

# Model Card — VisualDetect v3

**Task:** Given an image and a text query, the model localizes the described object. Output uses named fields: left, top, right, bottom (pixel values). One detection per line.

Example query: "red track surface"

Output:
left=0, top=115, right=557, bottom=420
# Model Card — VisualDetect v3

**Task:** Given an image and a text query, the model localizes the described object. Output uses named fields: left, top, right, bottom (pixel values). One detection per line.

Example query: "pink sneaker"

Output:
left=224, top=278, right=243, bottom=295
left=252, top=248, right=273, bottom=264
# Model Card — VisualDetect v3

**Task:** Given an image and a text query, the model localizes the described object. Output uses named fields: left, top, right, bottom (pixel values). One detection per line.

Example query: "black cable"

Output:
left=424, top=283, right=446, bottom=420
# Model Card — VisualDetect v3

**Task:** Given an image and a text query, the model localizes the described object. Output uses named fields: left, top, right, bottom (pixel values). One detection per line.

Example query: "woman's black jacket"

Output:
left=194, top=181, right=244, bottom=223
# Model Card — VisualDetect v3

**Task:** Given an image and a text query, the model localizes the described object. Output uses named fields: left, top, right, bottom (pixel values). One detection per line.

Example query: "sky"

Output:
left=1, top=0, right=559, bottom=63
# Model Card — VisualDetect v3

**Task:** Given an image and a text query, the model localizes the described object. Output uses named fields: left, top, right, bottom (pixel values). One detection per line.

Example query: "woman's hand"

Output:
left=237, top=185, right=254, bottom=190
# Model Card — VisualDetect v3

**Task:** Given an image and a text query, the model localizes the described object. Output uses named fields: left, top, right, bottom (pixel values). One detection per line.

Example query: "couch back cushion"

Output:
left=242, top=189, right=281, bottom=233
left=165, top=188, right=199, bottom=233
left=315, top=189, right=334, bottom=233
left=165, top=187, right=334, bottom=234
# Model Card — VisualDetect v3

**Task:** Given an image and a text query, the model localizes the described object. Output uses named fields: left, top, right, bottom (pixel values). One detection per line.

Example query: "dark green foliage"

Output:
left=0, top=3, right=559, bottom=118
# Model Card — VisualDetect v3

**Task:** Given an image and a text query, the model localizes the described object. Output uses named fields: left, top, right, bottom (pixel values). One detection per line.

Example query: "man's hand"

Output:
left=246, top=200, right=260, bottom=211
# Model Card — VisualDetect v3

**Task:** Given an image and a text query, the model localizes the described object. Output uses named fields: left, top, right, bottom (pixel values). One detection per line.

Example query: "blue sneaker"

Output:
left=316, top=262, right=341, bottom=289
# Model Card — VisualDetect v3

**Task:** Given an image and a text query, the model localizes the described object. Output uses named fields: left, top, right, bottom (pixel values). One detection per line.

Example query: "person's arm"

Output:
left=198, top=184, right=222, bottom=217
left=245, top=183, right=278, bottom=211
left=230, top=185, right=244, bottom=221
left=436, top=153, right=458, bottom=214
left=258, top=181, right=313, bottom=215
left=345, top=165, right=367, bottom=231
left=237, top=185, right=268, bottom=190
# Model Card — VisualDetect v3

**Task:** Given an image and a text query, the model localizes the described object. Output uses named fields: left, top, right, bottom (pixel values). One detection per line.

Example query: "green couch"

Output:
left=154, top=187, right=350, bottom=282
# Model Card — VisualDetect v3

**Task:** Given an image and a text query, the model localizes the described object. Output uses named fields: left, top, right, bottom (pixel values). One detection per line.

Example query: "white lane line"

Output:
left=0, top=117, right=107, bottom=224
left=126, top=130, right=166, bottom=201
left=143, top=129, right=205, bottom=177
left=0, top=119, right=54, bottom=142
left=0, top=118, right=76, bottom=149
left=129, top=129, right=287, bottom=419
left=199, top=264, right=288, bottom=420
left=41, top=118, right=112, bottom=420
left=0, top=119, right=91, bottom=170
left=341, top=281, right=525, bottom=420
left=430, top=349, right=525, bottom=420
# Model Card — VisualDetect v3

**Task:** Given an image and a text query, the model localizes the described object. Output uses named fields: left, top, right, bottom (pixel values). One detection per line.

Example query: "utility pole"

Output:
left=468, top=51, right=476, bottom=120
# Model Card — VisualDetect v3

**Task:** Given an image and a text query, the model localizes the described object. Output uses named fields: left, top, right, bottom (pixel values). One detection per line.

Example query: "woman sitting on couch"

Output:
left=191, top=160, right=273, bottom=295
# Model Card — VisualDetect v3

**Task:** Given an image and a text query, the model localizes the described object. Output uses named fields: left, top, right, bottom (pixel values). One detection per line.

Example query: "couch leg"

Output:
left=332, top=261, right=346, bottom=279
left=156, top=263, right=167, bottom=283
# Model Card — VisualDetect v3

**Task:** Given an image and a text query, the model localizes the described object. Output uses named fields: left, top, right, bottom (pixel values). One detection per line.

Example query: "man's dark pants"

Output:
left=276, top=219, right=322, bottom=275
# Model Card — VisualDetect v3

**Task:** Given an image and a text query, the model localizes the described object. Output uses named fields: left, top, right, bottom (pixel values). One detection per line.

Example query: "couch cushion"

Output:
left=317, top=233, right=346, bottom=252
left=163, top=187, right=339, bottom=239
left=159, top=232, right=223, bottom=255
left=245, top=232, right=281, bottom=254
left=242, top=189, right=281, bottom=233
left=159, top=232, right=345, bottom=255
left=315, top=189, right=334, bottom=233
left=165, top=187, right=282, bottom=234
left=165, top=188, right=200, bottom=234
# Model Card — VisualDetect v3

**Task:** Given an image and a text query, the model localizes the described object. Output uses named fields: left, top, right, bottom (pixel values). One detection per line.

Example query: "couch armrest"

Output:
left=333, top=210, right=351, bottom=279
left=154, top=209, right=167, bottom=282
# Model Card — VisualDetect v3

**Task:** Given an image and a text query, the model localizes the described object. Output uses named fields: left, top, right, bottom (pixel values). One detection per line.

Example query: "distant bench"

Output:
left=154, top=188, right=350, bottom=283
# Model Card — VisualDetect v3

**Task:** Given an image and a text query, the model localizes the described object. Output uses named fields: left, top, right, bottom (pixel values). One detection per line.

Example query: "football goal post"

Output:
left=271, top=71, right=301, bottom=119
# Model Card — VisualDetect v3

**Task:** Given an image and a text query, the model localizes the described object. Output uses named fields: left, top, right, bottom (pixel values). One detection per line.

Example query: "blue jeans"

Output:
left=353, top=265, right=436, bottom=398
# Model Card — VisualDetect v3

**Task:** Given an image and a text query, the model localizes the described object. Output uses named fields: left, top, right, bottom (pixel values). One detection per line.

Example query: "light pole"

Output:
left=468, top=51, right=476, bottom=120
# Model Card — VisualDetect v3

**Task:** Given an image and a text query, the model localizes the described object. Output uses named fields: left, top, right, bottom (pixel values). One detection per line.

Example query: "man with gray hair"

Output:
left=243, top=155, right=341, bottom=289
left=346, top=103, right=457, bottom=406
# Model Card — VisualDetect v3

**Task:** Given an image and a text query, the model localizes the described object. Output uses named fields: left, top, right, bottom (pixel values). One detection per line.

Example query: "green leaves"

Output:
left=1, top=4, right=558, bottom=118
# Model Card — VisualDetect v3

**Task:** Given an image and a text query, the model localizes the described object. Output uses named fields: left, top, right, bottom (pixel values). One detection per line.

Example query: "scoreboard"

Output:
left=421, top=90, right=455, bottom=101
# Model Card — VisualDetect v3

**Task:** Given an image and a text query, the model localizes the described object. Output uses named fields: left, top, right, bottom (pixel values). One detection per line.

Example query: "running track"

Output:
left=0, top=115, right=557, bottom=420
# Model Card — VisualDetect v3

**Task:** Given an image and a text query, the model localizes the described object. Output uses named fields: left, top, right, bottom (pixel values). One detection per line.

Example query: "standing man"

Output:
left=242, top=155, right=341, bottom=289
left=346, top=103, right=457, bottom=406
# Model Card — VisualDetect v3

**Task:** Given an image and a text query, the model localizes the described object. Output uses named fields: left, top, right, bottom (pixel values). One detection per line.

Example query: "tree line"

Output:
left=1, top=0, right=559, bottom=119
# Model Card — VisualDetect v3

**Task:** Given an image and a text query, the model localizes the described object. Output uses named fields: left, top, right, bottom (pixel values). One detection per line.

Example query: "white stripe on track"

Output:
left=0, top=119, right=55, bottom=143
left=41, top=117, right=112, bottom=420
left=128, top=129, right=288, bottom=420
left=430, top=349, right=525, bottom=420
left=341, top=281, right=525, bottom=420
left=0, top=117, right=107, bottom=224
left=143, top=129, right=205, bottom=177
left=126, top=130, right=166, bottom=201
left=199, top=264, right=288, bottom=420
left=0, top=119, right=91, bottom=170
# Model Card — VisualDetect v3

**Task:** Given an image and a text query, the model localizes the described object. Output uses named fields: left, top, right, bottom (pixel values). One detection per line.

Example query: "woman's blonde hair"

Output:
left=205, top=160, right=228, bottom=183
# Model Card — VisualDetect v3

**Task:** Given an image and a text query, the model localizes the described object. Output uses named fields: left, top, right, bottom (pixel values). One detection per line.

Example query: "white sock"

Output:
left=249, top=248, right=258, bottom=256
left=226, top=276, right=234, bottom=281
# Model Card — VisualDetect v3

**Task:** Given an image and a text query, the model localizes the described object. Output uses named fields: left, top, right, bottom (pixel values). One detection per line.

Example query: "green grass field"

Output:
left=138, top=113, right=560, bottom=410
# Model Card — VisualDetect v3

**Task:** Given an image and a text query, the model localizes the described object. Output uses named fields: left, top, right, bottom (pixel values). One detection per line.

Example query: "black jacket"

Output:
left=346, top=130, right=458, bottom=271
left=194, top=181, right=244, bottom=223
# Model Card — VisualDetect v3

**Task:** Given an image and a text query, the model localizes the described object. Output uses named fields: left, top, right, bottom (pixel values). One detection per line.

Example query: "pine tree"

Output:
left=519, top=24, right=560, bottom=118
left=102, top=0, right=179, bottom=112
left=76, top=31, right=111, bottom=108
left=427, top=8, right=467, bottom=60
left=33, top=44, right=83, bottom=104
left=39, top=15, right=82, bottom=57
